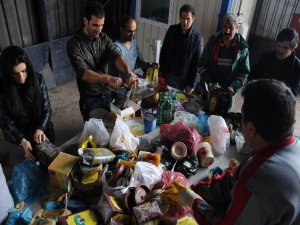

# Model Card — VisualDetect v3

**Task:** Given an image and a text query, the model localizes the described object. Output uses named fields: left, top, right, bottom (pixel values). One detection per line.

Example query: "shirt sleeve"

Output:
left=67, top=39, right=89, bottom=79
left=230, top=48, right=250, bottom=93
left=188, top=34, right=203, bottom=88
left=159, top=27, right=173, bottom=76
left=37, top=74, right=52, bottom=132
left=135, top=40, right=150, bottom=69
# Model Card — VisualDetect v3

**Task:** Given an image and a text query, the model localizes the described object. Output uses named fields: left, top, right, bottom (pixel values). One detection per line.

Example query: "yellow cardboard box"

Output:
left=48, top=152, right=78, bottom=191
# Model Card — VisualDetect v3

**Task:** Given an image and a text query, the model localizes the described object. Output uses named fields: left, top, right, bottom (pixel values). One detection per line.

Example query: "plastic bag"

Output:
left=157, top=171, right=190, bottom=189
left=172, top=111, right=199, bottom=131
left=0, top=164, right=14, bottom=224
left=110, top=116, right=139, bottom=151
left=160, top=122, right=201, bottom=154
left=6, top=207, right=32, bottom=225
left=207, top=115, right=230, bottom=154
left=129, top=161, right=163, bottom=189
left=100, top=164, right=126, bottom=199
left=79, top=118, right=110, bottom=147
left=197, top=112, right=210, bottom=136
left=9, top=160, right=48, bottom=204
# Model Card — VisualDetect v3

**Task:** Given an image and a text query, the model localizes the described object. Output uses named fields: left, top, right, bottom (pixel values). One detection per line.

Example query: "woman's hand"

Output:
left=33, top=129, right=47, bottom=144
left=20, top=138, right=35, bottom=161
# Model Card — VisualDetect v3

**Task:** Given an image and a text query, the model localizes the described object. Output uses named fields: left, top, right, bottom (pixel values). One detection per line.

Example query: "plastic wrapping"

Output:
left=79, top=118, right=110, bottom=147
left=160, top=122, right=202, bottom=154
left=129, top=161, right=163, bottom=189
left=78, top=148, right=115, bottom=165
left=207, top=115, right=230, bottom=154
left=9, top=160, right=48, bottom=204
left=110, top=116, right=139, bottom=151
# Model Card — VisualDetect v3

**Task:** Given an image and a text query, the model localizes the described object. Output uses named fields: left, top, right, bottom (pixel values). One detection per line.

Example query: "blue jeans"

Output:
left=79, top=93, right=111, bottom=121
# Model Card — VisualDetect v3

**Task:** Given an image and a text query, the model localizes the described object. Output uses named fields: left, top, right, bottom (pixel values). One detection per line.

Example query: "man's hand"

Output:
left=20, top=138, right=35, bottom=161
left=127, top=73, right=139, bottom=89
left=163, top=181, right=203, bottom=208
left=107, top=76, right=123, bottom=89
left=227, top=86, right=234, bottom=96
left=33, top=129, right=47, bottom=144
left=187, top=87, right=194, bottom=95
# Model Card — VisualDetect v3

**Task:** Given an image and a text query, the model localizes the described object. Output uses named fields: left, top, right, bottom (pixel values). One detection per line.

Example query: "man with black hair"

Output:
left=164, top=79, right=300, bottom=224
left=110, top=15, right=150, bottom=78
left=159, top=4, right=203, bottom=94
left=67, top=1, right=138, bottom=121
left=249, top=28, right=300, bottom=96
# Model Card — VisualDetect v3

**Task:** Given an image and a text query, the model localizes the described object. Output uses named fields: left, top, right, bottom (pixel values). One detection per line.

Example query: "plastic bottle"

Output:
left=151, top=63, right=159, bottom=87
left=146, top=66, right=153, bottom=83
left=157, top=92, right=173, bottom=125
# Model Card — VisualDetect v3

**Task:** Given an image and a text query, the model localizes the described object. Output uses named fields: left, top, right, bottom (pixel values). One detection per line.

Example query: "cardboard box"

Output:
left=97, top=193, right=130, bottom=224
left=48, top=152, right=78, bottom=191
left=133, top=201, right=162, bottom=224
left=59, top=210, right=99, bottom=225
left=110, top=100, right=141, bottom=119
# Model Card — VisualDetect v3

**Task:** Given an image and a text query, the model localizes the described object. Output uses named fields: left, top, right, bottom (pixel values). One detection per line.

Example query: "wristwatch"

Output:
left=128, top=72, right=135, bottom=77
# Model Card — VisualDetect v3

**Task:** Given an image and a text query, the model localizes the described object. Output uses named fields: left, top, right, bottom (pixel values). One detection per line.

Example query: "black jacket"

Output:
left=0, top=73, right=52, bottom=145
left=159, top=24, right=203, bottom=90
left=249, top=51, right=300, bottom=96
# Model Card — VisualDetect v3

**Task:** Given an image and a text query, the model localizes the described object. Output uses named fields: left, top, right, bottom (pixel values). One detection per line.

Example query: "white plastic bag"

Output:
left=0, top=164, right=14, bottom=224
left=110, top=116, right=139, bottom=151
left=172, top=111, right=199, bottom=130
left=207, top=115, right=230, bottom=154
left=129, top=161, right=163, bottom=189
left=79, top=118, right=110, bottom=147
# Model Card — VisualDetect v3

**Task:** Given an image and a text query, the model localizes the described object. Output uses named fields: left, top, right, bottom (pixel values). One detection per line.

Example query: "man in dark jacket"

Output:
left=159, top=4, right=203, bottom=94
left=248, top=28, right=300, bottom=96
left=199, top=12, right=250, bottom=96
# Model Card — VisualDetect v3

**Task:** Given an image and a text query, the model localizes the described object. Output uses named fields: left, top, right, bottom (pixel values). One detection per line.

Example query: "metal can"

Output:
left=196, top=142, right=214, bottom=168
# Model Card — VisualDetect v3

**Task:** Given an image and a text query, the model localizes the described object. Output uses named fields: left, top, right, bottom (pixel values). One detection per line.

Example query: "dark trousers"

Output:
left=164, top=73, right=186, bottom=91
left=79, top=93, right=111, bottom=121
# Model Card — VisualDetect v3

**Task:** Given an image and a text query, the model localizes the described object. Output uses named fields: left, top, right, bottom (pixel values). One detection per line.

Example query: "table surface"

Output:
left=188, top=145, right=248, bottom=185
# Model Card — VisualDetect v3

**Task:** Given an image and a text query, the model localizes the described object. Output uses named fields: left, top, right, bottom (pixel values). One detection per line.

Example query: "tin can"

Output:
left=196, top=142, right=214, bottom=168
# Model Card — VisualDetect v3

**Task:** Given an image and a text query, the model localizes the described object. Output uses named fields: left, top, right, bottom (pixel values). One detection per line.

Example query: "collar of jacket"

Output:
left=252, top=135, right=295, bottom=163
left=272, top=50, right=298, bottom=66
left=76, top=29, right=104, bottom=41
left=212, top=34, right=242, bottom=62
left=176, top=23, right=195, bottom=38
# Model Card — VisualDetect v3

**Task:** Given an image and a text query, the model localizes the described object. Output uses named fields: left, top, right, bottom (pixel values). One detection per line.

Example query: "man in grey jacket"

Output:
left=165, top=79, right=300, bottom=225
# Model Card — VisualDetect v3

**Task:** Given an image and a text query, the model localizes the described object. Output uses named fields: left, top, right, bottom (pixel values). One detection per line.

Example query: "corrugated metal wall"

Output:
left=49, top=0, right=85, bottom=40
left=136, top=0, right=222, bottom=62
left=250, top=0, right=300, bottom=39
left=0, top=0, right=131, bottom=49
left=0, top=0, right=41, bottom=49
left=0, top=0, right=132, bottom=87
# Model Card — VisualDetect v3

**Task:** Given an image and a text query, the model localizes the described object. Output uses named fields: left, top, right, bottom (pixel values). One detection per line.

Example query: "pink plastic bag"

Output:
left=155, top=171, right=190, bottom=190
left=160, top=122, right=201, bottom=153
